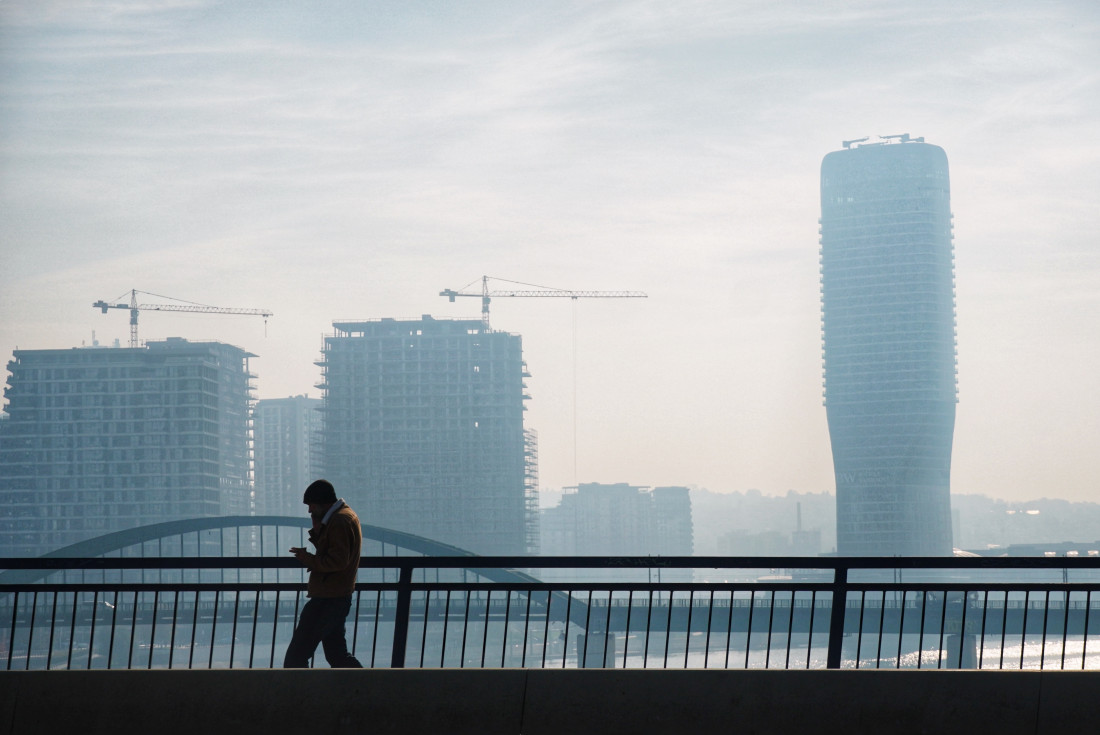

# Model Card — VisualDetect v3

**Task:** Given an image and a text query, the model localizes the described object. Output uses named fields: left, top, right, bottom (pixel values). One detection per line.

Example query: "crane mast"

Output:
left=93, top=289, right=273, bottom=348
left=441, top=275, right=646, bottom=486
left=440, top=275, right=647, bottom=326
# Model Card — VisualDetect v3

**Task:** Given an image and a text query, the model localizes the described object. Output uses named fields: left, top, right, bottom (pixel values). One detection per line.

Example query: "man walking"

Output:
left=284, top=479, right=364, bottom=668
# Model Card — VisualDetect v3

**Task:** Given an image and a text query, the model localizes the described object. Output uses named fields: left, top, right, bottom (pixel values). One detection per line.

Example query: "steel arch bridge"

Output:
left=38, top=515, right=476, bottom=558
left=1, top=516, right=540, bottom=587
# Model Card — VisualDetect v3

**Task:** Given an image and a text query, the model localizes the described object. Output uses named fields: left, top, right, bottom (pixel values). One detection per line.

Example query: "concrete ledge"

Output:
left=1, top=669, right=1096, bottom=735
left=523, top=670, right=1046, bottom=735
left=0, top=669, right=526, bottom=735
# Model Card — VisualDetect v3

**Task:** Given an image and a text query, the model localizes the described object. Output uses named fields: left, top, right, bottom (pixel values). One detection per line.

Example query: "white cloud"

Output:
left=1, top=0, right=1098, bottom=502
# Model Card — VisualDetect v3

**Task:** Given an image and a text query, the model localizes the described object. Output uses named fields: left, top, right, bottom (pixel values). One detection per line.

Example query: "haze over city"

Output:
left=1, top=1, right=1097, bottom=505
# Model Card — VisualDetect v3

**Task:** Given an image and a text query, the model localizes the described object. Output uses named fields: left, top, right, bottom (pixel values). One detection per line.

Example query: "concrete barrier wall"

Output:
left=1, top=669, right=1096, bottom=735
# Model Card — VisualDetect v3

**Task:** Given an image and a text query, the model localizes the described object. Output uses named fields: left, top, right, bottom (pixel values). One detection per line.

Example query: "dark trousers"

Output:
left=283, top=595, right=363, bottom=668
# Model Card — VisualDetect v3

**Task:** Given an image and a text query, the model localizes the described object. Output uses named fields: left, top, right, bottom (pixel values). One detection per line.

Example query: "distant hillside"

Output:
left=952, top=494, right=1100, bottom=551
left=690, top=489, right=1100, bottom=556
left=690, top=488, right=836, bottom=555
left=541, top=486, right=1100, bottom=556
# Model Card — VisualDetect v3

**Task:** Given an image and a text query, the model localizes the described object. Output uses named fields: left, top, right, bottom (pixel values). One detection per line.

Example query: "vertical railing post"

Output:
left=390, top=563, right=414, bottom=669
left=826, top=563, right=849, bottom=669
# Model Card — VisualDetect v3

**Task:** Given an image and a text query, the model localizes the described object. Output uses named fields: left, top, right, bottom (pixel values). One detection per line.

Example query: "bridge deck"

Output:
left=2, top=668, right=1096, bottom=735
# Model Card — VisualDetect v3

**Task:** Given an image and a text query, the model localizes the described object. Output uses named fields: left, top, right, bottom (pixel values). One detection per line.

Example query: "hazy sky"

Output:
left=1, top=1, right=1097, bottom=504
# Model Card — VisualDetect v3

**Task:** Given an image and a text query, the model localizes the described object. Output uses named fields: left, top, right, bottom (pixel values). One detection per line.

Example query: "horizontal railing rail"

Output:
left=2, top=556, right=1098, bottom=671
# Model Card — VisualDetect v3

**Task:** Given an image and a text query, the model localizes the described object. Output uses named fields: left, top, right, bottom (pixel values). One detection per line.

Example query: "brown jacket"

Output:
left=303, top=502, right=362, bottom=598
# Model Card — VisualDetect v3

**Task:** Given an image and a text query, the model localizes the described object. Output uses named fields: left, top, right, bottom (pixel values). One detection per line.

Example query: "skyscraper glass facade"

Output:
left=820, top=138, right=957, bottom=556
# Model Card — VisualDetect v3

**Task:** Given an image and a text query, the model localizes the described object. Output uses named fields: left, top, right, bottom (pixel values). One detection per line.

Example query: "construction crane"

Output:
left=441, top=275, right=647, bottom=485
left=440, top=275, right=647, bottom=327
left=93, top=289, right=273, bottom=348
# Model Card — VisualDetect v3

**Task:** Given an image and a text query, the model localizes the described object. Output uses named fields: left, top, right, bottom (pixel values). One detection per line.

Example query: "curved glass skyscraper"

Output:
left=820, top=136, right=957, bottom=556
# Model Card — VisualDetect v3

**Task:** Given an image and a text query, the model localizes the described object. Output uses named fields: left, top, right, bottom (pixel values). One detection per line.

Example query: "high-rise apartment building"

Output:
left=819, top=135, right=957, bottom=556
left=651, top=486, right=694, bottom=557
left=540, top=483, right=694, bottom=556
left=0, top=339, right=256, bottom=556
left=540, top=482, right=694, bottom=581
left=253, top=395, right=322, bottom=517
left=319, top=316, right=536, bottom=555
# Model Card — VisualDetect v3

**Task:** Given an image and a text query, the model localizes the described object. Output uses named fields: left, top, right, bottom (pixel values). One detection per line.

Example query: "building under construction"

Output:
left=0, top=338, right=255, bottom=557
left=319, top=316, right=537, bottom=555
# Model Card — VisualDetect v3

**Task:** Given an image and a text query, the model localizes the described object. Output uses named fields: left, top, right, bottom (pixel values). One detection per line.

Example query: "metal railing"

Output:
left=2, top=555, right=1099, bottom=670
